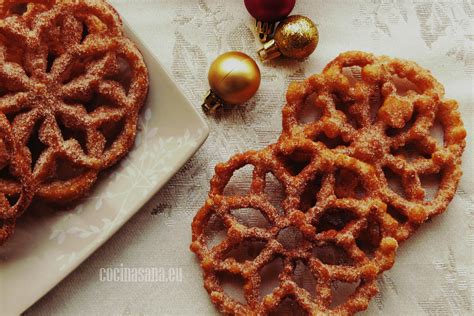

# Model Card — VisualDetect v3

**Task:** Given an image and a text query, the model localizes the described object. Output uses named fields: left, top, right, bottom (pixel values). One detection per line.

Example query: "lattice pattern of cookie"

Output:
left=0, top=112, right=34, bottom=242
left=281, top=51, right=466, bottom=242
left=191, top=142, right=398, bottom=315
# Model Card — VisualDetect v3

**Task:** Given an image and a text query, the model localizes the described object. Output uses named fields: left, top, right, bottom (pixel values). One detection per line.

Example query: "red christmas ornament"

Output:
left=244, top=0, right=295, bottom=22
left=244, top=0, right=296, bottom=42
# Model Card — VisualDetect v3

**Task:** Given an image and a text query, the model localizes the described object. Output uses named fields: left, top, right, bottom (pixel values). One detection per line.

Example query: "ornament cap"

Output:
left=202, top=90, right=228, bottom=114
left=257, top=39, right=281, bottom=61
left=255, top=20, right=275, bottom=43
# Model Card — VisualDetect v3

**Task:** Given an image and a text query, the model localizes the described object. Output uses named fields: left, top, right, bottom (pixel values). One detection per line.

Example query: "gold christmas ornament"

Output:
left=202, top=51, right=261, bottom=113
left=258, top=15, right=319, bottom=61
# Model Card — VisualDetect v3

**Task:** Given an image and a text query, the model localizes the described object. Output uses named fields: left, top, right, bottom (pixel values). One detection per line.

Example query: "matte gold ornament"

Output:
left=258, top=15, right=319, bottom=61
left=202, top=51, right=261, bottom=113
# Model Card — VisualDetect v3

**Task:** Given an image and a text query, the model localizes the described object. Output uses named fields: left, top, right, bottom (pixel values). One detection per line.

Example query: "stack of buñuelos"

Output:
left=0, top=0, right=149, bottom=244
left=191, top=51, right=466, bottom=315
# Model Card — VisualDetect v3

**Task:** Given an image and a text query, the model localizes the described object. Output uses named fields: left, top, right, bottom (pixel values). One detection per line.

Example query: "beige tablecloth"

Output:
left=26, top=0, right=473, bottom=315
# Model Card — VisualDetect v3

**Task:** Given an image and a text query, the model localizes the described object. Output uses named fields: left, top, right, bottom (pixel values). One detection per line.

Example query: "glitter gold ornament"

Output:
left=258, top=15, right=319, bottom=61
left=202, top=52, right=261, bottom=113
left=244, top=0, right=296, bottom=42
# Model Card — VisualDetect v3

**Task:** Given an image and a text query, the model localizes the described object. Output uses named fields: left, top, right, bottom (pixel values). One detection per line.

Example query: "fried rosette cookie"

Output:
left=191, top=142, right=398, bottom=315
left=281, top=51, right=465, bottom=241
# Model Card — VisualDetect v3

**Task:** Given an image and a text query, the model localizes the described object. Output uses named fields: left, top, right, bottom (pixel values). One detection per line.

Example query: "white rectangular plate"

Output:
left=0, top=24, right=209, bottom=315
